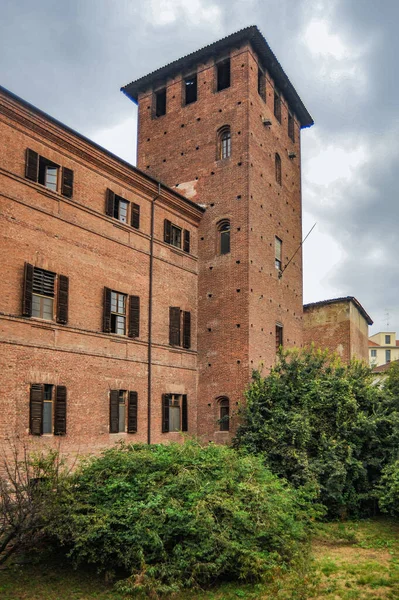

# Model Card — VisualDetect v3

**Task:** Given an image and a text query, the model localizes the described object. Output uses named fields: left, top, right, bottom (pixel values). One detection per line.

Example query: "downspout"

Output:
left=147, top=182, right=161, bottom=444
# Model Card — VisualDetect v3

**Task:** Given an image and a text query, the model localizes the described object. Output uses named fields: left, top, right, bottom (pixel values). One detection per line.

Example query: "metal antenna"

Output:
left=279, top=222, right=317, bottom=279
left=385, top=309, right=390, bottom=329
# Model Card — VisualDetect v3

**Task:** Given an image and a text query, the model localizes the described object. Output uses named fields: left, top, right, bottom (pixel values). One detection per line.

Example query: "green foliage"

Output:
left=234, top=347, right=399, bottom=519
left=50, top=441, right=317, bottom=596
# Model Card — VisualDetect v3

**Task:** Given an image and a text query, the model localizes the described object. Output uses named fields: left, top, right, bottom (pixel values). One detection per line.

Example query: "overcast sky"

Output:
left=2, top=0, right=397, bottom=335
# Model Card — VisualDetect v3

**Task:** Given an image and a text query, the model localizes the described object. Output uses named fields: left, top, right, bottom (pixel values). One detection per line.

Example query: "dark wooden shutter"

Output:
left=182, top=311, right=191, bottom=349
left=61, top=167, right=74, bottom=198
left=164, top=219, right=172, bottom=244
left=25, top=149, right=38, bottom=182
left=56, top=275, right=69, bottom=325
left=183, top=229, right=190, bottom=253
left=162, top=394, right=170, bottom=433
left=54, top=386, right=67, bottom=435
left=127, top=391, right=138, bottom=433
left=109, top=390, right=119, bottom=433
left=105, top=189, right=115, bottom=217
left=103, top=287, right=112, bottom=333
left=169, top=307, right=181, bottom=346
left=182, top=395, right=188, bottom=432
left=131, top=203, right=140, bottom=229
left=30, top=384, right=43, bottom=435
left=128, top=295, right=140, bottom=338
left=22, top=262, right=34, bottom=317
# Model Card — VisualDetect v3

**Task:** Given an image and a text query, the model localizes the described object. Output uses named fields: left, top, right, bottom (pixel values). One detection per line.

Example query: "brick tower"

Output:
left=122, top=26, right=313, bottom=441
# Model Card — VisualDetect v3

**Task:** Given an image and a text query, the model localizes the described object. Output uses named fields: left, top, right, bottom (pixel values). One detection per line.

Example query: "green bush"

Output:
left=378, top=460, right=399, bottom=516
left=234, top=348, right=399, bottom=519
left=51, top=441, right=317, bottom=596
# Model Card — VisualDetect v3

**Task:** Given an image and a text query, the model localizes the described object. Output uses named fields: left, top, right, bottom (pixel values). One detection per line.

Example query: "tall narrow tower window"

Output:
left=258, top=67, right=266, bottom=101
left=218, top=126, right=231, bottom=160
left=184, top=74, right=197, bottom=105
left=218, top=220, right=231, bottom=255
left=275, top=153, right=282, bottom=185
left=216, top=59, right=230, bottom=91
left=288, top=112, right=295, bottom=142
left=275, top=236, right=282, bottom=270
left=154, top=88, right=166, bottom=117
left=274, top=89, right=281, bottom=122
left=218, top=397, right=230, bottom=431
left=275, top=324, right=283, bottom=352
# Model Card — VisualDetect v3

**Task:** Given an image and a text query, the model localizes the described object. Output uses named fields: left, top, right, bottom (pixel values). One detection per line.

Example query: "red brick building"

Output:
left=0, top=26, right=313, bottom=451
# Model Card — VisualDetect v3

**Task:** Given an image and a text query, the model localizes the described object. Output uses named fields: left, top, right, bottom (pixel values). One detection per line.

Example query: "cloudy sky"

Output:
left=2, top=0, right=397, bottom=334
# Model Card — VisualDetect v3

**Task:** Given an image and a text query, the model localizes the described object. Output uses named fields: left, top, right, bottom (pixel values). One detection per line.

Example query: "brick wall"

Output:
left=0, top=88, right=202, bottom=454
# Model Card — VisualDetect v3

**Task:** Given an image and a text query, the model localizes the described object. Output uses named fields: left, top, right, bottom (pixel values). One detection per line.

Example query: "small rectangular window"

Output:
left=171, top=224, right=182, bottom=249
left=162, top=394, right=187, bottom=433
left=288, top=112, right=295, bottom=142
left=371, top=349, right=377, bottom=357
left=258, top=67, right=266, bottom=101
left=184, top=74, right=197, bottom=105
left=276, top=324, right=283, bottom=352
left=118, top=390, right=126, bottom=433
left=385, top=335, right=391, bottom=344
left=43, top=384, right=53, bottom=434
left=275, top=237, right=282, bottom=271
left=386, top=349, right=391, bottom=363
left=113, top=194, right=128, bottom=224
left=274, top=89, right=281, bottom=123
left=38, top=156, right=59, bottom=191
left=155, top=88, right=166, bottom=117
left=216, top=59, right=230, bottom=92
left=32, top=267, right=55, bottom=320
left=110, top=291, right=126, bottom=335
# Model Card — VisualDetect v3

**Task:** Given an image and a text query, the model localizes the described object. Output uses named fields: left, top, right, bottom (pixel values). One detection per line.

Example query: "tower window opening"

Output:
left=275, top=236, right=282, bottom=271
left=218, top=126, right=231, bottom=160
left=274, top=89, right=281, bottom=122
left=218, top=397, right=230, bottom=431
left=154, top=88, right=166, bottom=117
left=275, top=153, right=282, bottom=185
left=258, top=67, right=266, bottom=101
left=184, top=74, right=197, bottom=105
left=216, top=58, right=230, bottom=91
left=288, top=112, right=295, bottom=142
left=276, top=324, right=283, bottom=352
left=218, top=220, right=231, bottom=255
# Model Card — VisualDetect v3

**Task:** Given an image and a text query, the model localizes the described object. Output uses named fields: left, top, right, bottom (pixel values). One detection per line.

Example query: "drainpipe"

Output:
left=147, top=182, right=161, bottom=444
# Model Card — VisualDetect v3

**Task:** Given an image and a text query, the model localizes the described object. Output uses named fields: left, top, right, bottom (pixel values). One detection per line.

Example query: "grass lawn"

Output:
left=1, top=518, right=399, bottom=599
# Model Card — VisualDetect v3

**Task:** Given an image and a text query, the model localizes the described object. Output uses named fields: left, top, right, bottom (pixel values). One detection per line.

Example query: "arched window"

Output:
left=218, top=126, right=231, bottom=160
left=275, top=153, right=282, bottom=185
left=217, top=220, right=230, bottom=255
left=218, top=397, right=230, bottom=431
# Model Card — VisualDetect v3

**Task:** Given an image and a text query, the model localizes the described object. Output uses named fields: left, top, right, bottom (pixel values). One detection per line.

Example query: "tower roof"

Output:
left=303, top=296, right=373, bottom=325
left=121, top=25, right=313, bottom=128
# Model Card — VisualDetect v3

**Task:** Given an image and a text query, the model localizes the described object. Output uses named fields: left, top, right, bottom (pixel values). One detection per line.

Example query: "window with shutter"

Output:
left=61, top=167, right=74, bottom=198
left=182, top=395, right=188, bottom=432
left=183, top=311, right=191, bottom=349
left=169, top=307, right=181, bottom=346
left=56, top=275, right=69, bottom=325
left=105, top=189, right=115, bottom=217
left=127, top=391, right=138, bottom=433
left=25, top=149, right=39, bottom=182
left=164, top=219, right=172, bottom=244
left=22, top=262, right=34, bottom=317
left=162, top=394, right=170, bottom=432
left=103, top=287, right=112, bottom=333
left=164, top=220, right=182, bottom=249
left=128, top=295, right=140, bottom=338
left=30, top=384, right=43, bottom=436
left=183, top=229, right=190, bottom=253
left=109, top=390, right=120, bottom=433
left=131, top=203, right=140, bottom=229
left=54, top=386, right=67, bottom=435
left=104, top=288, right=128, bottom=335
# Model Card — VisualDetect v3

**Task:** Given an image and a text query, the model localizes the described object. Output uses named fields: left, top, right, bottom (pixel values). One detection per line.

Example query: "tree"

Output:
left=233, top=347, right=399, bottom=518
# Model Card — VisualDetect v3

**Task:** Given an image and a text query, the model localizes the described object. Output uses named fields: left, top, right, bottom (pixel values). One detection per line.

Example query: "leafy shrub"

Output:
left=234, top=348, right=399, bottom=519
left=378, top=460, right=399, bottom=516
left=51, top=441, right=317, bottom=596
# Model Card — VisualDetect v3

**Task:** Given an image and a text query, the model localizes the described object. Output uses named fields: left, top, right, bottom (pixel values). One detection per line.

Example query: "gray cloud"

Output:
left=1, top=0, right=398, bottom=333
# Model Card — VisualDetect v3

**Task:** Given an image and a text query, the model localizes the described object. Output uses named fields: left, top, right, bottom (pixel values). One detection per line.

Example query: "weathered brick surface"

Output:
left=0, top=89, right=202, bottom=454
left=136, top=43, right=304, bottom=441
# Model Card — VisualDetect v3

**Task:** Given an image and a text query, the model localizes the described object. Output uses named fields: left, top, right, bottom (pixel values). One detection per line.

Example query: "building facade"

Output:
left=369, top=332, right=399, bottom=367
left=303, top=297, right=373, bottom=363
left=0, top=26, right=314, bottom=451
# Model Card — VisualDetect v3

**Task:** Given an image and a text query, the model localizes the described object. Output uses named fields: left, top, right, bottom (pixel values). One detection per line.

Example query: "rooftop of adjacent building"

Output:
left=368, top=332, right=399, bottom=347
left=0, top=84, right=205, bottom=216
left=121, top=25, right=313, bottom=128
left=372, top=359, right=399, bottom=373
left=303, top=296, right=373, bottom=325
